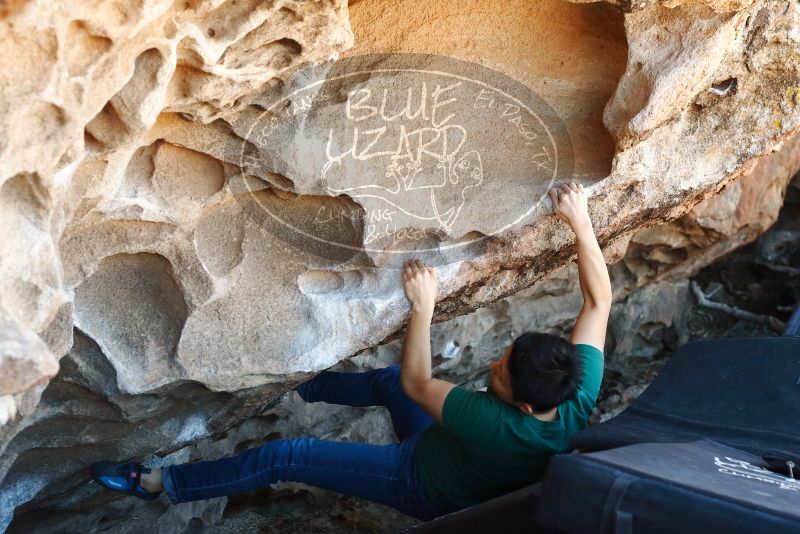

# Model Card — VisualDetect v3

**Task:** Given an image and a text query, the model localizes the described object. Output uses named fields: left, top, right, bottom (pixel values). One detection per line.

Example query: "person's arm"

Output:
left=399, top=259, right=455, bottom=424
left=548, top=182, right=612, bottom=351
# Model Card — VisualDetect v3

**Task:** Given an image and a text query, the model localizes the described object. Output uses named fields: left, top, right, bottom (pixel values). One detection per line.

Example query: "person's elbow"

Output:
left=590, top=277, right=613, bottom=309
left=400, top=376, right=421, bottom=397
left=595, top=288, right=613, bottom=309
left=400, top=376, right=427, bottom=402
left=587, top=290, right=613, bottom=312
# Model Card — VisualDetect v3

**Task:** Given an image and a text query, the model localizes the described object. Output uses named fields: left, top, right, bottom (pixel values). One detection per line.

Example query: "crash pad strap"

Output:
left=599, top=473, right=634, bottom=534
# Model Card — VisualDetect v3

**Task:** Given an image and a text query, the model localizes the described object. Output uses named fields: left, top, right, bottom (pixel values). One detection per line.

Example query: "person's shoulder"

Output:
left=454, top=386, right=507, bottom=405
left=461, top=387, right=516, bottom=420
left=573, top=343, right=604, bottom=357
left=473, top=386, right=506, bottom=402
left=560, top=343, right=604, bottom=419
left=445, top=385, right=500, bottom=410
left=441, top=385, right=508, bottom=440
left=556, top=400, right=594, bottom=437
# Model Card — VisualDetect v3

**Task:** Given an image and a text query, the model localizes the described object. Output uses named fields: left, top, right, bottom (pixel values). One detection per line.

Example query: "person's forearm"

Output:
left=400, top=304, right=434, bottom=393
left=572, top=217, right=612, bottom=308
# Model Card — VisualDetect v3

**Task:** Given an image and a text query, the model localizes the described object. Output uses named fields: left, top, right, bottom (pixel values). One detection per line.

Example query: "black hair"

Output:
left=507, top=331, right=583, bottom=412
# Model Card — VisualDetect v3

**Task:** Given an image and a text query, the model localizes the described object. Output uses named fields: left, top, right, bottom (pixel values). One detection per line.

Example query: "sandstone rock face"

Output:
left=570, top=0, right=758, bottom=14
left=618, top=131, right=800, bottom=287
left=0, top=0, right=798, bottom=531
left=0, top=0, right=353, bottom=396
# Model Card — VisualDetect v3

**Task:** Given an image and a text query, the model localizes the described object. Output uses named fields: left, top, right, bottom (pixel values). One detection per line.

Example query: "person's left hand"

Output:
left=548, top=181, right=590, bottom=229
left=402, top=259, right=438, bottom=314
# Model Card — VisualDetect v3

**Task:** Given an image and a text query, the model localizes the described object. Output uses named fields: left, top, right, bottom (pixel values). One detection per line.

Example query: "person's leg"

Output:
left=296, top=365, right=433, bottom=441
left=161, top=435, right=434, bottom=519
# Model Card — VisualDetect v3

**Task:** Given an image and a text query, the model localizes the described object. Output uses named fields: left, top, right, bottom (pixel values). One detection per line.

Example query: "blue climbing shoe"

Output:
left=90, top=461, right=161, bottom=501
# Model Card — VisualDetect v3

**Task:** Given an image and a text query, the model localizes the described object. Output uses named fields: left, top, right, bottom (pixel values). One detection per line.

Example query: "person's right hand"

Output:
left=402, top=259, right=438, bottom=315
left=548, top=182, right=590, bottom=228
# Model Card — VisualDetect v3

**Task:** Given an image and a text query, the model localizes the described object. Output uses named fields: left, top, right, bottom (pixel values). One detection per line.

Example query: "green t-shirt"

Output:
left=414, top=343, right=604, bottom=511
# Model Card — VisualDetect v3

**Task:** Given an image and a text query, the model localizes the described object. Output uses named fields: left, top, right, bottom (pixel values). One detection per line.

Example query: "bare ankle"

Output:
left=140, top=468, right=163, bottom=492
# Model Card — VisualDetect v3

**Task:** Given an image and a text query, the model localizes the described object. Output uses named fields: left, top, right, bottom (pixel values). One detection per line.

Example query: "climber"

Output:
left=89, top=181, right=612, bottom=521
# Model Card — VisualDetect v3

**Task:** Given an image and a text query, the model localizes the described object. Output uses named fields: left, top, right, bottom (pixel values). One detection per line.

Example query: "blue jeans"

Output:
left=162, top=366, right=449, bottom=520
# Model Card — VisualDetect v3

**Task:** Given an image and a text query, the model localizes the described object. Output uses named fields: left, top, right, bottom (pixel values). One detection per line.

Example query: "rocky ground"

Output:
left=195, top=177, right=800, bottom=533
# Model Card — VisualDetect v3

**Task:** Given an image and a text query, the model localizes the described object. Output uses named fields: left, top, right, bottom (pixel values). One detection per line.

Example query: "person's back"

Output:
left=415, top=340, right=604, bottom=510
left=401, top=182, right=611, bottom=513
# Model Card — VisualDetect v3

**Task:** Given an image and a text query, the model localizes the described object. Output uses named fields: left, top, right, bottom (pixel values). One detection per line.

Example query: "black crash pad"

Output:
left=402, top=483, right=542, bottom=534
left=570, top=335, right=800, bottom=456
left=535, top=439, right=800, bottom=534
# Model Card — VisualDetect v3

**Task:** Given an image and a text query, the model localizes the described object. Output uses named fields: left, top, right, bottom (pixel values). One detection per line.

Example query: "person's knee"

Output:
left=253, top=438, right=294, bottom=479
left=268, top=438, right=315, bottom=484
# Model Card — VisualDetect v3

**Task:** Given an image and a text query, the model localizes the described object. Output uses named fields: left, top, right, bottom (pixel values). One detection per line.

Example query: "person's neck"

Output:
left=531, top=407, right=559, bottom=421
